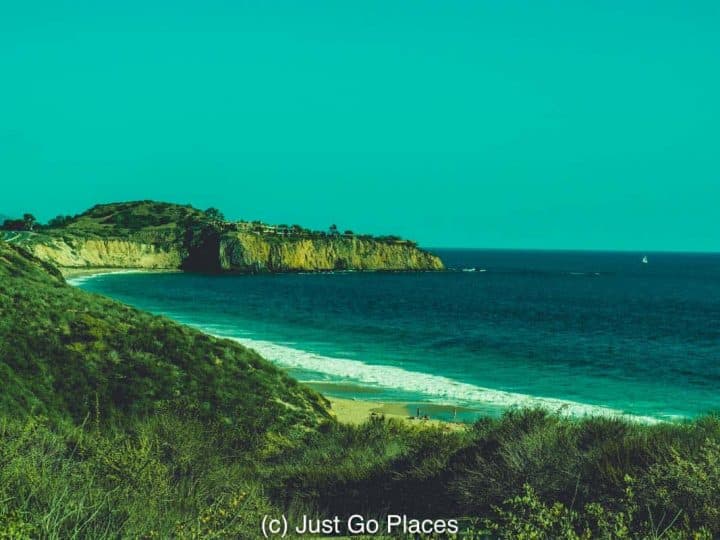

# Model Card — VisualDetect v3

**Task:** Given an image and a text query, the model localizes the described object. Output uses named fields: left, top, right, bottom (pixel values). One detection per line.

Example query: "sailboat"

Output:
left=641, top=255, right=648, bottom=264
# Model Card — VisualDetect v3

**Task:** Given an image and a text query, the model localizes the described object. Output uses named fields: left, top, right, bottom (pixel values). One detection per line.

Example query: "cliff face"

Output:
left=27, top=237, right=183, bottom=269
left=8, top=201, right=444, bottom=273
left=22, top=232, right=444, bottom=272
left=218, top=232, right=444, bottom=272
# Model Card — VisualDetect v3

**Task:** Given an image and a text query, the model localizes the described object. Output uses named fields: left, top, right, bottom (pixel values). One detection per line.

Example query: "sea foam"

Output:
left=66, top=269, right=146, bottom=286
left=208, top=331, right=660, bottom=424
left=64, top=271, right=663, bottom=423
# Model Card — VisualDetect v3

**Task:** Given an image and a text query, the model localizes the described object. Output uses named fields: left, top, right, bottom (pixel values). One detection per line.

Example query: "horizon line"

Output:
left=426, top=246, right=720, bottom=255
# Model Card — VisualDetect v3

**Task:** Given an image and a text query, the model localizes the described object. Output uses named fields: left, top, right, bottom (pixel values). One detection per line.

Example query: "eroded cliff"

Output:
left=28, top=236, right=183, bottom=268
left=219, top=232, right=444, bottom=272
left=6, top=201, right=444, bottom=273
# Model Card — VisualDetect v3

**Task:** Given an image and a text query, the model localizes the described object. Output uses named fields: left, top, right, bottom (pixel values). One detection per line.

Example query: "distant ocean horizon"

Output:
left=72, top=249, right=720, bottom=423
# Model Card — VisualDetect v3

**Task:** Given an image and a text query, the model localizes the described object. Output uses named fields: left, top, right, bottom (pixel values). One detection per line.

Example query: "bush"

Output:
left=638, top=438, right=720, bottom=534
left=3, top=240, right=720, bottom=537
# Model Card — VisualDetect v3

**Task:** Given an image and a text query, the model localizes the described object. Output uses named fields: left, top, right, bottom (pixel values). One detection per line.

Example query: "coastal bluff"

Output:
left=27, top=237, right=182, bottom=269
left=5, top=201, right=444, bottom=273
left=219, top=232, right=443, bottom=272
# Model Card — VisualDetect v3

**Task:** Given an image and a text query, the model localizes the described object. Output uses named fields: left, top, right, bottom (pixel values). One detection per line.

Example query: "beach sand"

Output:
left=327, top=397, right=468, bottom=431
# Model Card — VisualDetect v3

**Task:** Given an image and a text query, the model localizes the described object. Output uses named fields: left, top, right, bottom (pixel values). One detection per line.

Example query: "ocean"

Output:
left=71, top=249, right=720, bottom=423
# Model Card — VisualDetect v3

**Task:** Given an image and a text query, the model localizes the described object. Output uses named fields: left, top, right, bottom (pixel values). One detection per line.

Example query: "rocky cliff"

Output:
left=27, top=236, right=183, bottom=268
left=219, top=232, right=444, bottom=272
left=7, top=201, right=444, bottom=273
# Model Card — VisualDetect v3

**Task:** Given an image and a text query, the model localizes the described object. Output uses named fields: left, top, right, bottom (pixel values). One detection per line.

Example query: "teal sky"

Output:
left=1, top=1, right=718, bottom=250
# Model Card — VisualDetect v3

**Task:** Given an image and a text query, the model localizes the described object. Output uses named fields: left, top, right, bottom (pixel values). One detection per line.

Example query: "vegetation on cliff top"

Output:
left=2, top=201, right=444, bottom=272
left=2, top=241, right=719, bottom=538
left=2, top=200, right=423, bottom=246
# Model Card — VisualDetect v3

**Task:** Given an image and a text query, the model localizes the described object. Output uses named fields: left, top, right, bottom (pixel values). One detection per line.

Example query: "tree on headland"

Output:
left=47, top=215, right=73, bottom=228
left=1, top=213, right=37, bottom=231
left=22, top=214, right=36, bottom=231
left=329, top=224, right=339, bottom=236
left=205, top=208, right=225, bottom=222
left=1, top=219, right=21, bottom=231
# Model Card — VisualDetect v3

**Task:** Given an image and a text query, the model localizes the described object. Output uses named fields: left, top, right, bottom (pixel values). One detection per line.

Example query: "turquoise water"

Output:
left=73, top=250, right=720, bottom=422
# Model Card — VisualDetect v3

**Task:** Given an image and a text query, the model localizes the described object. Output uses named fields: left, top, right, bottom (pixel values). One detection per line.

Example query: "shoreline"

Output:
left=66, top=269, right=667, bottom=426
left=61, top=267, right=180, bottom=279
left=326, top=396, right=467, bottom=430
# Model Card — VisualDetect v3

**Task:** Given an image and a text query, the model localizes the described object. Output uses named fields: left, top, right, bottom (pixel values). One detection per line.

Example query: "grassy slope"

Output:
left=50, top=200, right=206, bottom=239
left=1, top=240, right=720, bottom=538
left=0, top=241, right=329, bottom=432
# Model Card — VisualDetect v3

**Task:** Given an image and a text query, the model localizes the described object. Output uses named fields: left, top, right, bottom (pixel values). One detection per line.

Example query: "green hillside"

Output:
left=0, top=241, right=328, bottom=430
left=62, top=200, right=208, bottom=232
left=1, top=240, right=720, bottom=538
left=47, top=201, right=214, bottom=248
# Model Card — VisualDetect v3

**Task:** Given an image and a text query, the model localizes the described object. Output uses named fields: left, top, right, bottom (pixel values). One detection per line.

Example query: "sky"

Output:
left=1, top=1, right=718, bottom=250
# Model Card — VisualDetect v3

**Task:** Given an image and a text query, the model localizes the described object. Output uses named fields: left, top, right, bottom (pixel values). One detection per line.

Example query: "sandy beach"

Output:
left=327, top=396, right=468, bottom=430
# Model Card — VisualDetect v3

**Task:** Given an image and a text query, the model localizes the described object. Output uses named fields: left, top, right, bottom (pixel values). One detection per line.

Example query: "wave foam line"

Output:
left=67, top=269, right=149, bottom=286
left=208, top=332, right=661, bottom=424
